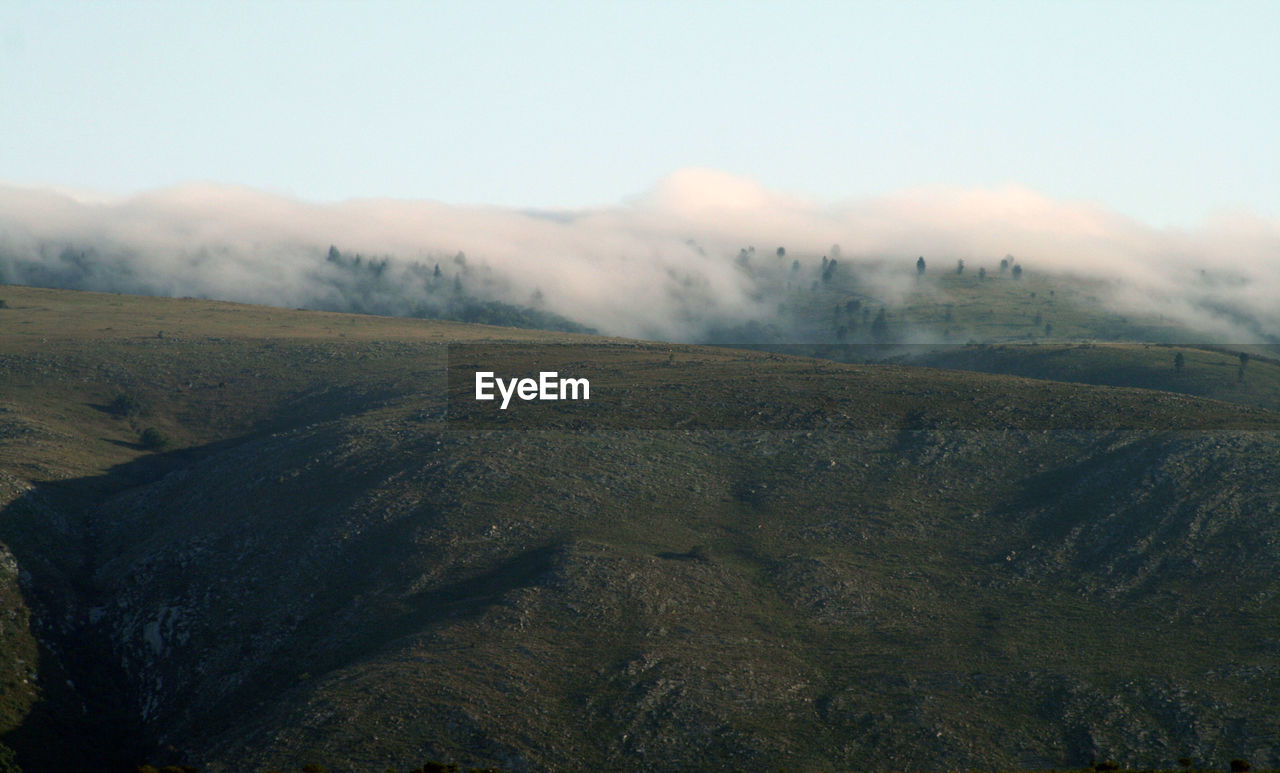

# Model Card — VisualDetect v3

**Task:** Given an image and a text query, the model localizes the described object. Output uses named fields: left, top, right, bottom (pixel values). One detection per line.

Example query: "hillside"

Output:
left=704, top=256, right=1234, bottom=348
left=906, top=343, right=1280, bottom=413
left=1, top=284, right=1279, bottom=772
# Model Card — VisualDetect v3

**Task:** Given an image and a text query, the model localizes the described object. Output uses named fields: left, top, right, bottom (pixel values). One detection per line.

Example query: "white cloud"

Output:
left=1, top=171, right=1277, bottom=342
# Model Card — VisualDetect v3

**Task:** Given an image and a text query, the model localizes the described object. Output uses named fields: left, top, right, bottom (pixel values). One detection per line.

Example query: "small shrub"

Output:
left=108, top=392, right=146, bottom=417
left=0, top=299, right=8, bottom=309
left=0, top=743, right=19, bottom=773
left=1230, top=760, right=1251, bottom=773
left=140, top=427, right=169, bottom=450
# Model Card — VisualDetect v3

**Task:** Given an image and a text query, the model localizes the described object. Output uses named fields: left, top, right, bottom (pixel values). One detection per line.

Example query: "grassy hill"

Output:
left=713, top=256, right=1209, bottom=347
left=719, top=257, right=1280, bottom=415
left=905, top=343, right=1280, bottom=413
left=1, top=284, right=1280, bottom=772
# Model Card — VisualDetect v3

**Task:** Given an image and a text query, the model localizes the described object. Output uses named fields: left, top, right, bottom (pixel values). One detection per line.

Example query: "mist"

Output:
left=2, top=168, right=1278, bottom=344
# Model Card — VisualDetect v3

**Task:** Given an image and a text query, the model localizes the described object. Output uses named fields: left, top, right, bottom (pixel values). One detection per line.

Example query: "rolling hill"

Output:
left=1, top=283, right=1279, bottom=772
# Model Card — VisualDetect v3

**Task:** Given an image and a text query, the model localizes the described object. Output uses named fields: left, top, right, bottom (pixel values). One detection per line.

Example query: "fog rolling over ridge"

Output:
left=2, top=168, right=1278, bottom=344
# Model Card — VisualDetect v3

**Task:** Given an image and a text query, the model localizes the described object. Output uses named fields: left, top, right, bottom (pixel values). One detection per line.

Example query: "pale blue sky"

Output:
left=2, top=0, right=1277, bottom=226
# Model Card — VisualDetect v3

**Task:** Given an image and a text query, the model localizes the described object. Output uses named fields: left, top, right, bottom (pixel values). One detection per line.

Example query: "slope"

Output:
left=0, top=284, right=1278, bottom=771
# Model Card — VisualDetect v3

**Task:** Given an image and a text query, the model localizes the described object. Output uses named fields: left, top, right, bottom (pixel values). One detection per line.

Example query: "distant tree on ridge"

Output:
left=871, top=308, right=889, bottom=342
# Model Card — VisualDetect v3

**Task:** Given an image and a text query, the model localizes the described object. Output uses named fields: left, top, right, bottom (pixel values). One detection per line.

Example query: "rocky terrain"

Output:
left=1, top=284, right=1279, bottom=771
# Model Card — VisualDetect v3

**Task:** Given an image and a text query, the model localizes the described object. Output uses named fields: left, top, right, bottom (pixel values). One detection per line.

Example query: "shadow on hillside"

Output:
left=0, top=376, right=426, bottom=770
left=176, top=540, right=565, bottom=759
left=0, top=433, right=282, bottom=772
left=261, top=382, right=434, bottom=434
left=0, top=419, right=550, bottom=771
left=104, top=437, right=147, bottom=451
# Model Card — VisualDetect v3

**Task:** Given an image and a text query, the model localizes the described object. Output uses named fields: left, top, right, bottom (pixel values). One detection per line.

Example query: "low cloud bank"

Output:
left=1, top=168, right=1277, bottom=342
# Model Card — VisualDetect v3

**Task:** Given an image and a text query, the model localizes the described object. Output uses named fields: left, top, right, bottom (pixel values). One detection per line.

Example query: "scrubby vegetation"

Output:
left=138, top=427, right=168, bottom=450
left=1, top=284, right=1279, bottom=771
left=133, top=758, right=1280, bottom=773
left=107, top=392, right=147, bottom=418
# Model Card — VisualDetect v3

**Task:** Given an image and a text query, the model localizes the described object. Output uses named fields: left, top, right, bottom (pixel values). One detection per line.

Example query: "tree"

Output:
left=1012, top=264, right=1023, bottom=280
left=821, top=258, right=838, bottom=283
left=140, top=427, right=168, bottom=450
left=108, top=392, right=145, bottom=417
left=956, top=259, right=965, bottom=275
left=916, top=256, right=926, bottom=275
left=776, top=246, right=786, bottom=258
left=1174, top=351, right=1185, bottom=374
left=978, top=267, right=987, bottom=281
left=1000, top=257, right=1010, bottom=273
left=871, top=308, right=889, bottom=342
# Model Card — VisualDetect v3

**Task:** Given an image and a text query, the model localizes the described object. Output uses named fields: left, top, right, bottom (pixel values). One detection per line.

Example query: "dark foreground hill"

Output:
left=1, top=284, right=1279, bottom=772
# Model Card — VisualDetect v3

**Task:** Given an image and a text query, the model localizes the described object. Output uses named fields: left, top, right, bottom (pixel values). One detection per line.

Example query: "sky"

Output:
left=2, top=0, right=1279, bottom=227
